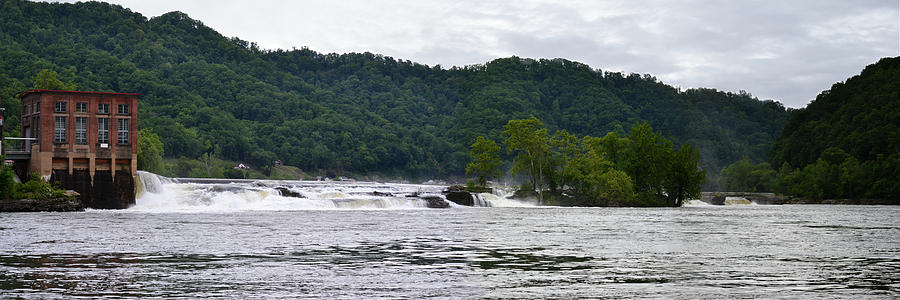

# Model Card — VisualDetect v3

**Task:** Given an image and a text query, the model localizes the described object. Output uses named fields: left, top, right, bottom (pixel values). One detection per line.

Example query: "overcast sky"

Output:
left=64, top=0, right=899, bottom=108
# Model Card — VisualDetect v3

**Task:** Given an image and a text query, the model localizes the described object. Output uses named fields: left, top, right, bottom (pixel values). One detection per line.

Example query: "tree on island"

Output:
left=494, top=117, right=704, bottom=207
left=559, top=134, right=633, bottom=206
left=664, top=144, right=706, bottom=206
left=465, top=136, right=502, bottom=188
left=502, top=117, right=551, bottom=205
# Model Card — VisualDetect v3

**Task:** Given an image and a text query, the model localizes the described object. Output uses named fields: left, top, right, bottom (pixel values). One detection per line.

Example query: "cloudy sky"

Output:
left=72, top=0, right=899, bottom=108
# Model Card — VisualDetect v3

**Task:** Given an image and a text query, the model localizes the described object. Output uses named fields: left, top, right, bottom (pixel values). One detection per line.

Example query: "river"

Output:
left=0, top=173, right=897, bottom=298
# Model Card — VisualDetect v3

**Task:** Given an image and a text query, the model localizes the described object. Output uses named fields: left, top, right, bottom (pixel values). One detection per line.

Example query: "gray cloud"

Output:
left=70, top=0, right=898, bottom=108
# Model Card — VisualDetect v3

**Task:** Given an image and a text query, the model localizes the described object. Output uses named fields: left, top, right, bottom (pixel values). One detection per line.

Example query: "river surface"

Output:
left=0, top=175, right=898, bottom=298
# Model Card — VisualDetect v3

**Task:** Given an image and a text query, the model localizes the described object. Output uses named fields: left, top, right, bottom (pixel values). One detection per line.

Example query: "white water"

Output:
left=683, top=197, right=757, bottom=206
left=477, top=193, right=536, bottom=207
left=683, top=199, right=712, bottom=206
left=134, top=172, right=533, bottom=212
left=725, top=197, right=755, bottom=205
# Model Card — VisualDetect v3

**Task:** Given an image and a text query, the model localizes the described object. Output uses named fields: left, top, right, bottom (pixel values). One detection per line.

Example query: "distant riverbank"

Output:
left=699, top=192, right=897, bottom=205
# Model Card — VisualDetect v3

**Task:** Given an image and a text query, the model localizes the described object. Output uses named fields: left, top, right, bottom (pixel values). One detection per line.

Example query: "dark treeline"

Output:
left=720, top=57, right=899, bottom=202
left=0, top=0, right=791, bottom=185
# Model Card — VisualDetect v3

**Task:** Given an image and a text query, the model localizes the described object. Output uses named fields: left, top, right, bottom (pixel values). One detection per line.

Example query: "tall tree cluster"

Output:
left=478, top=118, right=705, bottom=207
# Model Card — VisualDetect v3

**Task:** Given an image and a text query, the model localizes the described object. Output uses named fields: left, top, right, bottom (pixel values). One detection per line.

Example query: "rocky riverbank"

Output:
left=699, top=192, right=897, bottom=205
left=0, top=191, right=83, bottom=212
left=783, top=198, right=898, bottom=205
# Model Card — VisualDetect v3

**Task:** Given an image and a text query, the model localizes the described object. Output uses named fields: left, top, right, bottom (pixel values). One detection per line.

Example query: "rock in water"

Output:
left=444, top=185, right=466, bottom=193
left=442, top=185, right=475, bottom=206
left=444, top=191, right=474, bottom=206
left=711, top=193, right=726, bottom=205
left=422, top=196, right=450, bottom=208
left=275, top=187, right=305, bottom=198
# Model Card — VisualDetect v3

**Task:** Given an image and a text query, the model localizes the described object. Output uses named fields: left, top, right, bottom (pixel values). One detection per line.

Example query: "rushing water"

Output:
left=0, top=174, right=898, bottom=298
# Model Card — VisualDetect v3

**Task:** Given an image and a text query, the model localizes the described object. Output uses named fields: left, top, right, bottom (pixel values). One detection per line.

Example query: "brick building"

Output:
left=18, top=89, right=139, bottom=208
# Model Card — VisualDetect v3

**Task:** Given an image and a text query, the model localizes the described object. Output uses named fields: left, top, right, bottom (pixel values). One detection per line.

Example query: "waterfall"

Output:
left=724, top=197, right=754, bottom=205
left=136, top=171, right=174, bottom=198
left=472, top=193, right=493, bottom=207
left=474, top=192, right=536, bottom=207
left=131, top=172, right=442, bottom=212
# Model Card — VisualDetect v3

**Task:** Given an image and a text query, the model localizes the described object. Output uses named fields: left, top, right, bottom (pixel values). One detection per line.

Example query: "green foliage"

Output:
left=465, top=179, right=477, bottom=190
left=0, top=158, right=16, bottom=199
left=31, top=69, right=76, bottom=90
left=223, top=168, right=245, bottom=179
left=594, top=170, right=635, bottom=205
left=500, top=117, right=703, bottom=207
left=767, top=57, right=899, bottom=202
left=776, top=149, right=897, bottom=201
left=503, top=117, right=550, bottom=203
left=465, top=136, right=502, bottom=187
left=1, top=165, right=68, bottom=201
left=625, top=122, right=672, bottom=198
left=664, top=144, right=706, bottom=206
left=562, top=140, right=634, bottom=206
left=0, top=1, right=791, bottom=183
left=720, top=158, right=776, bottom=192
left=598, top=131, right=629, bottom=171
left=12, top=173, right=67, bottom=200
left=137, top=129, right=165, bottom=173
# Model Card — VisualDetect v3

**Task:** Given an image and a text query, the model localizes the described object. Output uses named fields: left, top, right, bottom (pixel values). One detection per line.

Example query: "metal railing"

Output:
left=2, top=137, right=37, bottom=155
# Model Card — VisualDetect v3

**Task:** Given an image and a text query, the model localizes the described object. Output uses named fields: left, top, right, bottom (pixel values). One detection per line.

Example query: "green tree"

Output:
left=465, top=136, right=503, bottom=187
left=549, top=129, right=581, bottom=192
left=625, top=122, right=672, bottom=202
left=595, top=169, right=634, bottom=206
left=0, top=157, right=16, bottom=199
left=223, top=168, right=245, bottom=179
left=774, top=162, right=795, bottom=195
left=137, top=129, right=164, bottom=173
left=503, top=117, right=550, bottom=204
left=599, top=131, right=629, bottom=171
left=31, top=69, right=77, bottom=90
left=664, top=144, right=706, bottom=206
left=561, top=136, right=634, bottom=205
left=720, top=158, right=776, bottom=192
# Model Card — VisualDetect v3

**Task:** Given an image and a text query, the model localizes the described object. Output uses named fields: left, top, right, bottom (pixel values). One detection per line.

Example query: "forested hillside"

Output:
left=0, top=0, right=791, bottom=186
left=765, top=57, right=900, bottom=200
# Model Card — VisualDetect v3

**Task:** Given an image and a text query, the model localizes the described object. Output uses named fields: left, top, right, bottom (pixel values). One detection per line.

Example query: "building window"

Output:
left=35, top=102, right=40, bottom=113
left=24, top=104, right=30, bottom=115
left=76, top=102, right=88, bottom=113
left=117, top=119, right=129, bottom=145
left=76, top=117, right=87, bottom=144
left=98, top=103, right=110, bottom=114
left=118, top=104, right=129, bottom=115
left=55, top=116, right=66, bottom=143
left=33, top=116, right=40, bottom=139
left=55, top=102, right=67, bottom=113
left=98, top=118, right=109, bottom=144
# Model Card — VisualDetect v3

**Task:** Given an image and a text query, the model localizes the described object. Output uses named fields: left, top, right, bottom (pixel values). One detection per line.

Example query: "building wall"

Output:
left=20, top=91, right=138, bottom=176
left=19, top=90, right=139, bottom=209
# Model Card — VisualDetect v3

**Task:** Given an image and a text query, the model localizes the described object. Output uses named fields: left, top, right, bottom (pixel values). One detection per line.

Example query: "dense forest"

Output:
left=0, top=0, right=792, bottom=187
left=720, top=57, right=899, bottom=202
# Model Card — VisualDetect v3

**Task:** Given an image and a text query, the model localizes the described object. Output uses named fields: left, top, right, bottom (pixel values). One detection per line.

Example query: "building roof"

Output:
left=17, top=89, right=141, bottom=98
